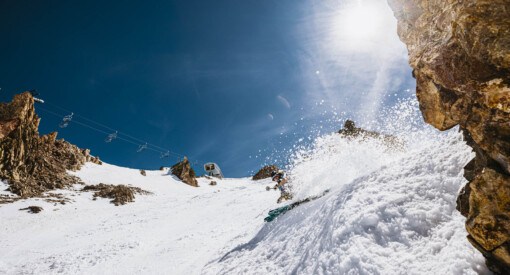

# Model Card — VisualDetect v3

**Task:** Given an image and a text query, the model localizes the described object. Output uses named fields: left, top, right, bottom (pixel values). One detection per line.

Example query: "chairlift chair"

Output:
left=160, top=151, right=170, bottom=158
left=137, top=142, right=148, bottom=152
left=105, top=131, right=118, bottom=143
left=59, top=112, right=73, bottom=128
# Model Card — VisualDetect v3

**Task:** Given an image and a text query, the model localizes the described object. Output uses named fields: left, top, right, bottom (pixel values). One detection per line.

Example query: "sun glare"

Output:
left=332, top=2, right=386, bottom=49
left=342, top=5, right=380, bottom=39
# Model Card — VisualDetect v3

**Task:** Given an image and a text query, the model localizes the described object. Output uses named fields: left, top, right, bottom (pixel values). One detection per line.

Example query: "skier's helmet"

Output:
left=271, top=171, right=279, bottom=181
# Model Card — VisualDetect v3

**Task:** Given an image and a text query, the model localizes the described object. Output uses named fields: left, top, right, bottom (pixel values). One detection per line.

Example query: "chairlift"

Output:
left=137, top=142, right=148, bottom=152
left=59, top=112, right=73, bottom=128
left=160, top=151, right=170, bottom=158
left=105, top=131, right=118, bottom=143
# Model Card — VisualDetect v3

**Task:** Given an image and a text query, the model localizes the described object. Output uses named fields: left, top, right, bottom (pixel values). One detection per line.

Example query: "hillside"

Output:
left=0, top=100, right=490, bottom=273
left=206, top=130, right=488, bottom=274
left=0, top=164, right=278, bottom=274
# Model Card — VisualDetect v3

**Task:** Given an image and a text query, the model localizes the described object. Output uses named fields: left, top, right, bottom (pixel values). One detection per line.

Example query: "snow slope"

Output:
left=204, top=131, right=488, bottom=274
left=0, top=99, right=490, bottom=274
left=0, top=165, right=279, bottom=274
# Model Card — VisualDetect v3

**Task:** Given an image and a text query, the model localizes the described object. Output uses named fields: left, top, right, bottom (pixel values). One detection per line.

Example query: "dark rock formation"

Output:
left=252, top=165, right=279, bottom=180
left=338, top=120, right=382, bottom=138
left=338, top=120, right=403, bottom=148
left=83, top=183, right=151, bottom=206
left=0, top=194, right=19, bottom=204
left=19, top=206, right=43, bottom=213
left=0, top=92, right=101, bottom=198
left=388, top=0, right=510, bottom=272
left=171, top=157, right=198, bottom=187
left=140, top=169, right=146, bottom=176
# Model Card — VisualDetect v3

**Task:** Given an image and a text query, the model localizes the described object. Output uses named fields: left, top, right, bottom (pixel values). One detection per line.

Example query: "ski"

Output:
left=264, top=189, right=330, bottom=222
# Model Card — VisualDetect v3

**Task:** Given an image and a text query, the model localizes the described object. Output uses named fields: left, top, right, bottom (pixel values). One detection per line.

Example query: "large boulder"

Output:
left=171, top=157, right=198, bottom=187
left=338, top=120, right=381, bottom=138
left=252, top=165, right=279, bottom=180
left=387, top=0, right=510, bottom=272
left=0, top=92, right=100, bottom=198
left=338, top=120, right=403, bottom=148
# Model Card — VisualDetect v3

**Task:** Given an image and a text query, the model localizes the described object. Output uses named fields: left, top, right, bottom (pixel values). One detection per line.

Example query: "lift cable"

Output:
left=45, top=102, right=181, bottom=154
left=37, top=106, right=204, bottom=164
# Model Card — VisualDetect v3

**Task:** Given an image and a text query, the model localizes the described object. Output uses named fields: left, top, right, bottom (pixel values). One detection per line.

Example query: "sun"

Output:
left=332, top=2, right=385, bottom=49
left=342, top=5, right=380, bottom=39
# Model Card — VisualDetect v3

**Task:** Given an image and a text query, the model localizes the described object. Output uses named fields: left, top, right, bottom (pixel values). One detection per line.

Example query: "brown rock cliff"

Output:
left=0, top=92, right=101, bottom=198
left=171, top=157, right=198, bottom=187
left=388, top=0, right=510, bottom=272
left=252, top=165, right=279, bottom=181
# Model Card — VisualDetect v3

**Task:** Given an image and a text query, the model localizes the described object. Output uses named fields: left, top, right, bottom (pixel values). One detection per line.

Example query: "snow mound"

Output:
left=204, top=103, right=489, bottom=274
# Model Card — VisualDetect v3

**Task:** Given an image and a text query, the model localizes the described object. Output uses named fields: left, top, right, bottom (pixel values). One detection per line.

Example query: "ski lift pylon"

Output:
left=28, top=89, right=44, bottom=103
left=28, top=89, right=39, bottom=96
left=59, top=112, right=73, bottom=128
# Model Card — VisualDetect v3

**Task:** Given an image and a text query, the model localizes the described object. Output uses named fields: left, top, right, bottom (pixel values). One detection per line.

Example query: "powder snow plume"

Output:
left=204, top=98, right=489, bottom=274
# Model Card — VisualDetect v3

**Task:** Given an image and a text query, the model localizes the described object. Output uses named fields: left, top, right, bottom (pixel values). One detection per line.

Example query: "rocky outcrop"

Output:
left=338, top=120, right=382, bottom=138
left=0, top=92, right=101, bottom=198
left=388, top=0, right=510, bottom=272
left=83, top=183, right=151, bottom=206
left=171, top=157, right=198, bottom=187
left=338, top=120, right=403, bottom=148
left=252, top=165, right=279, bottom=180
left=19, top=206, right=43, bottom=214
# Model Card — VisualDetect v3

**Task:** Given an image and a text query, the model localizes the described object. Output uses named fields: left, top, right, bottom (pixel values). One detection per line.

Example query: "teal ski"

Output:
left=264, top=190, right=330, bottom=222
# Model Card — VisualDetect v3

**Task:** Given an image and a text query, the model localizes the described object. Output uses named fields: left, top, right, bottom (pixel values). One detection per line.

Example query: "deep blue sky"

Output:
left=0, top=0, right=415, bottom=177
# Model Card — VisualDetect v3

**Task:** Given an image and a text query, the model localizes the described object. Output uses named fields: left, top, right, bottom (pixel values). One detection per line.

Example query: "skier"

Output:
left=270, top=170, right=293, bottom=203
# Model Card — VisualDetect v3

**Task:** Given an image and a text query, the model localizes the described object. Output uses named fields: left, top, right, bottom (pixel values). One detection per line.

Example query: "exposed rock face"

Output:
left=388, top=0, right=510, bottom=272
left=171, top=157, right=198, bottom=187
left=338, top=120, right=382, bottom=138
left=252, top=165, right=279, bottom=180
left=0, top=92, right=101, bottom=198
left=19, top=206, right=43, bottom=214
left=83, top=183, right=151, bottom=206
left=338, top=120, right=403, bottom=148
